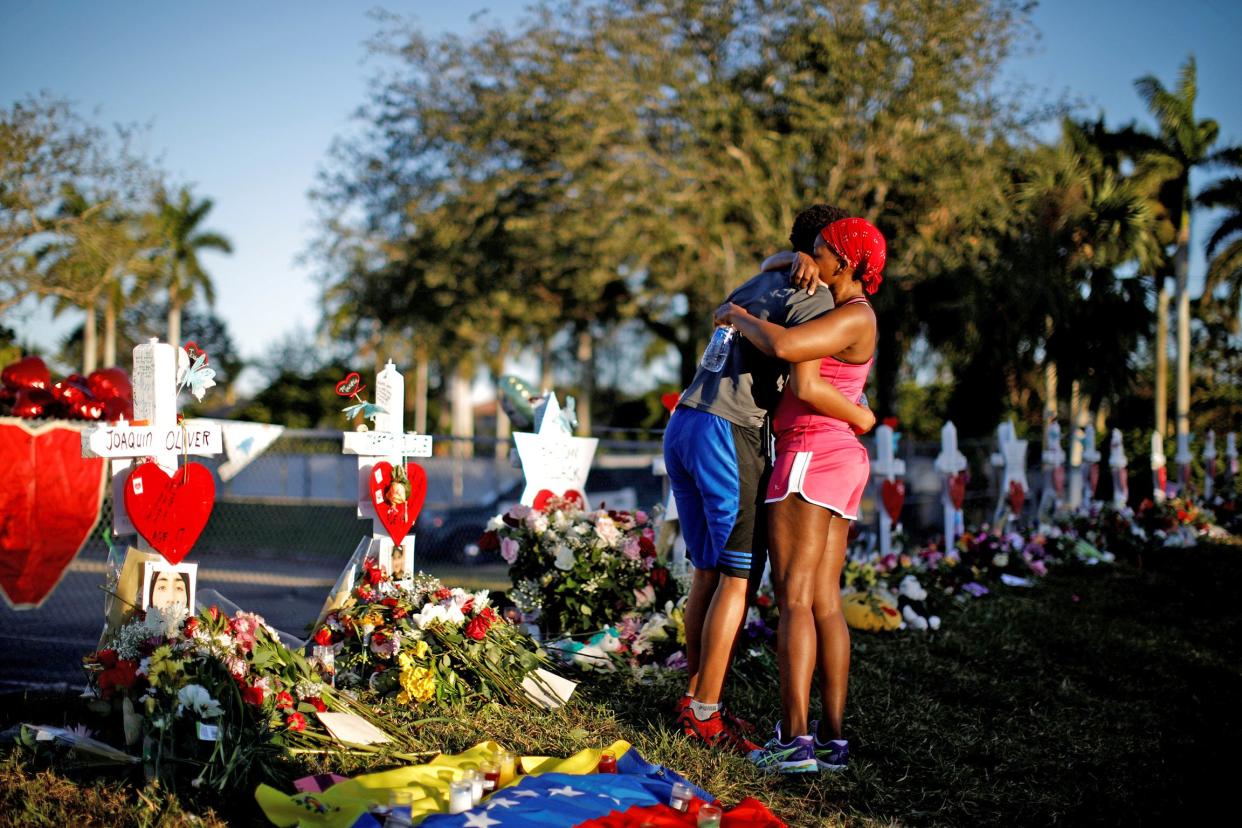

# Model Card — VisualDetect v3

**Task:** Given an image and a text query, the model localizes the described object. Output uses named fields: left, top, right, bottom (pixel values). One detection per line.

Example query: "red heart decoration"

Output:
left=1154, top=465, right=1166, bottom=496
left=0, top=421, right=108, bottom=609
left=532, top=489, right=585, bottom=512
left=88, top=367, right=132, bottom=402
left=1, top=356, right=51, bottom=392
left=335, top=372, right=365, bottom=397
left=368, top=461, right=428, bottom=546
left=101, top=396, right=133, bottom=422
left=660, top=392, right=681, bottom=415
left=1089, top=463, right=1101, bottom=496
left=12, top=388, right=54, bottom=418
left=52, top=375, right=92, bottom=406
left=71, top=398, right=105, bottom=421
left=1007, top=480, right=1026, bottom=515
left=947, top=472, right=968, bottom=510
left=881, top=479, right=905, bottom=525
left=125, top=462, right=216, bottom=565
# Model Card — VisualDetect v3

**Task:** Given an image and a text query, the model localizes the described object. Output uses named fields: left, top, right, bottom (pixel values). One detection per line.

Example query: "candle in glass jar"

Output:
left=697, top=803, right=723, bottom=827
left=498, top=751, right=517, bottom=785
left=481, top=761, right=500, bottom=793
left=597, top=750, right=617, bottom=773
left=448, top=780, right=473, bottom=814
left=669, top=782, right=693, bottom=812
left=467, top=769, right=484, bottom=804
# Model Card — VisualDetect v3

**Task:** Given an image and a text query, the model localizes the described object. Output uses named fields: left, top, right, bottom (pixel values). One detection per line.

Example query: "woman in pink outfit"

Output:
left=715, top=217, right=886, bottom=773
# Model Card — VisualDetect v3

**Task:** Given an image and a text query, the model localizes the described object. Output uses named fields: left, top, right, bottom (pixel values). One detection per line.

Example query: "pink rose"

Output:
left=500, top=537, right=520, bottom=565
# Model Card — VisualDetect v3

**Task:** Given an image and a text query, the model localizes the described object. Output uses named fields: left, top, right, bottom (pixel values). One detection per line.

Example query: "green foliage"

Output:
left=234, top=363, right=353, bottom=428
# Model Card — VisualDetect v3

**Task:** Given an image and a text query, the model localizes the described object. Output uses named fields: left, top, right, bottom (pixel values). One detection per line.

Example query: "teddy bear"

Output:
left=841, top=587, right=903, bottom=632
left=897, top=574, right=941, bottom=631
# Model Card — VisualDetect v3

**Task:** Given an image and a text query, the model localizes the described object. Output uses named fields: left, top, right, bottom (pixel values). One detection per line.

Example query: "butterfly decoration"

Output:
left=177, top=341, right=217, bottom=402
left=335, top=371, right=387, bottom=426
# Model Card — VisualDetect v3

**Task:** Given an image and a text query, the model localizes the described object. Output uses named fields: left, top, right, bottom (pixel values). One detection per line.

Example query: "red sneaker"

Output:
left=678, top=709, right=760, bottom=754
left=721, top=706, right=756, bottom=734
left=673, top=695, right=692, bottom=718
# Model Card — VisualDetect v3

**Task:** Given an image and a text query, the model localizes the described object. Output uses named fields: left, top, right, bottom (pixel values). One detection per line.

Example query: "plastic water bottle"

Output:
left=700, top=325, right=736, bottom=372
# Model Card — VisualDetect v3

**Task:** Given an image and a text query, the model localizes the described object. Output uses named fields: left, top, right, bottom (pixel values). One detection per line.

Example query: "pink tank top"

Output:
left=772, top=297, right=874, bottom=435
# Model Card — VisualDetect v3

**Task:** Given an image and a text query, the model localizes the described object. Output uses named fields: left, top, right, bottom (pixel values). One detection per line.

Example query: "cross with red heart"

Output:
left=367, top=461, right=428, bottom=546
left=125, top=461, right=216, bottom=565
left=881, top=479, right=905, bottom=527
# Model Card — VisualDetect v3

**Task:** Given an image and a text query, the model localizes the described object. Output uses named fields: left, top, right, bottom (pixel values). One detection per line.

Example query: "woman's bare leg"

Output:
left=812, top=515, right=851, bottom=740
left=768, top=495, right=831, bottom=738
left=682, top=567, right=720, bottom=696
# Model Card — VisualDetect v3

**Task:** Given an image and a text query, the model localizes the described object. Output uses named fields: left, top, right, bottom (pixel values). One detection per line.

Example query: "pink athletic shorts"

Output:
left=765, top=426, right=870, bottom=520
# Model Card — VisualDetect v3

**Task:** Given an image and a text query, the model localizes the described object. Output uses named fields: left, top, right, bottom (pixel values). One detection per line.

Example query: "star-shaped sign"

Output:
left=462, top=812, right=501, bottom=828
left=513, top=393, right=598, bottom=508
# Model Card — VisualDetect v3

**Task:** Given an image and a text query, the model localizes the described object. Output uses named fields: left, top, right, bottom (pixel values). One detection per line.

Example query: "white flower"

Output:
left=486, top=515, right=505, bottom=532
left=524, top=512, right=549, bottom=534
left=594, top=515, right=622, bottom=547
left=553, top=544, right=577, bottom=571
left=177, top=684, right=223, bottom=719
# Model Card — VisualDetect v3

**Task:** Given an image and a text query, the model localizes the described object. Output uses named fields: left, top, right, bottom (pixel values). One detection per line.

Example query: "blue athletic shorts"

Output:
left=663, top=406, right=767, bottom=579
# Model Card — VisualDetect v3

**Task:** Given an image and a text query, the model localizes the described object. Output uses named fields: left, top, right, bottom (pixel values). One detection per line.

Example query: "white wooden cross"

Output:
left=990, top=419, right=1028, bottom=525
left=1150, top=431, right=1167, bottom=503
left=81, top=339, right=223, bottom=547
left=872, top=424, right=905, bottom=557
left=1078, top=425, right=1101, bottom=508
left=1203, top=430, right=1217, bottom=500
left=1174, top=432, right=1193, bottom=497
left=1227, top=432, right=1238, bottom=481
left=1109, top=428, right=1128, bottom=508
left=340, top=360, right=433, bottom=572
left=933, top=421, right=967, bottom=555
left=1039, top=420, right=1066, bottom=516
left=513, top=393, right=598, bottom=508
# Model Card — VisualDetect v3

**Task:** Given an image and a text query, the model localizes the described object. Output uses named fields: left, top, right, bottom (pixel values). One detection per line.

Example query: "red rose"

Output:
left=477, top=531, right=500, bottom=552
left=183, top=617, right=199, bottom=637
left=481, top=607, right=498, bottom=624
left=305, top=696, right=327, bottom=713
left=650, top=567, right=669, bottom=589
left=275, top=691, right=294, bottom=709
left=381, top=597, right=399, bottom=608
left=435, top=588, right=452, bottom=601
left=639, top=536, right=656, bottom=557
left=372, top=631, right=388, bottom=646
left=392, top=607, right=408, bottom=620
left=313, top=627, right=334, bottom=646
left=285, top=712, right=307, bottom=732
left=208, top=605, right=220, bottom=621
left=96, top=648, right=118, bottom=669
left=461, top=599, right=475, bottom=615
left=366, top=566, right=384, bottom=586
left=98, top=660, right=139, bottom=699
left=241, top=684, right=265, bottom=706
left=465, top=616, right=490, bottom=640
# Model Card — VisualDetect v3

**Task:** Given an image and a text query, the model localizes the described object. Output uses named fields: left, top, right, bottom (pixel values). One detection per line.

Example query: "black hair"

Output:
left=789, top=204, right=850, bottom=255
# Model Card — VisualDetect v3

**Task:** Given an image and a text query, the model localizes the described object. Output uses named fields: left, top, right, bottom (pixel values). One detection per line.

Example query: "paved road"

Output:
left=0, top=553, right=508, bottom=691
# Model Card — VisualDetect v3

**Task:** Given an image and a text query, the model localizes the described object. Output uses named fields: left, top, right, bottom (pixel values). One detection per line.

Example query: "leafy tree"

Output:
left=1195, top=162, right=1242, bottom=331
left=150, top=186, right=232, bottom=348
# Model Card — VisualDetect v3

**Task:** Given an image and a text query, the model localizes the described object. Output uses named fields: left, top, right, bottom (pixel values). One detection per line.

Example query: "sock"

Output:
left=689, top=700, right=720, bottom=721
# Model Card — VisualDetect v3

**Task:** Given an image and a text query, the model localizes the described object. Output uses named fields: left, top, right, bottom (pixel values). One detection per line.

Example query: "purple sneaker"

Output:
left=747, top=723, right=818, bottom=774
left=810, top=719, right=849, bottom=770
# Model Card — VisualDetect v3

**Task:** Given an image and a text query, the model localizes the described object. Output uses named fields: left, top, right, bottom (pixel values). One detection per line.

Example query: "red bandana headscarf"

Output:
left=821, top=218, right=887, bottom=295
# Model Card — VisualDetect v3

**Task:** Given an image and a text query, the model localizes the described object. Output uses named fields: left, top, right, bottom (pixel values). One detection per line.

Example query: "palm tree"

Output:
left=151, top=187, right=232, bottom=347
left=1195, top=158, right=1242, bottom=331
left=1133, top=56, right=1238, bottom=445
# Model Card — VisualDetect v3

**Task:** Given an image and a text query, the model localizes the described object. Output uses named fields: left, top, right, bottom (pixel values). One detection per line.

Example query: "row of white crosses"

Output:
left=1150, top=429, right=1238, bottom=502
left=341, top=360, right=433, bottom=568
left=81, top=339, right=223, bottom=553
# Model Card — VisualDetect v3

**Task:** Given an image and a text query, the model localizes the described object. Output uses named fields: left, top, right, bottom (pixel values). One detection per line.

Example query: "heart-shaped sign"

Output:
left=947, top=472, right=968, bottom=510
left=125, top=461, right=216, bottom=565
left=1007, top=480, right=1026, bottom=516
left=368, top=461, right=428, bottom=546
left=335, top=372, right=364, bottom=397
left=880, top=479, right=905, bottom=526
left=532, top=489, right=585, bottom=512
left=660, top=392, right=681, bottom=415
left=0, top=421, right=108, bottom=609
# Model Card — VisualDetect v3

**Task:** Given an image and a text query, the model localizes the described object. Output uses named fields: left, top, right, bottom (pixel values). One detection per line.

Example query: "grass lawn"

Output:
left=3, top=542, right=1239, bottom=827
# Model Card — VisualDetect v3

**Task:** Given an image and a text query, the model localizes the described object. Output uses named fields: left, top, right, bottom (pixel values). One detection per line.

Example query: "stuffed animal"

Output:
left=897, top=575, right=941, bottom=631
left=841, top=587, right=902, bottom=632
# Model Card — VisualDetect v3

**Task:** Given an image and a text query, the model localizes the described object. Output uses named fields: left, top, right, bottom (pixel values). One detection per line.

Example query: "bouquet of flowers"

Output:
left=483, top=498, right=682, bottom=637
left=311, top=565, right=554, bottom=708
left=82, top=604, right=400, bottom=793
left=543, top=600, right=688, bottom=673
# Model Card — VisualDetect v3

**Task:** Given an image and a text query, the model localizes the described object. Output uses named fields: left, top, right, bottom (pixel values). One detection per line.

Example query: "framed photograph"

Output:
left=379, top=540, right=414, bottom=583
left=141, top=561, right=197, bottom=615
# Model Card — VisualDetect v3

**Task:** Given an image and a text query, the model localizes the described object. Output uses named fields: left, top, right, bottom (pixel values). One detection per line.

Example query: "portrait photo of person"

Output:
left=390, top=541, right=412, bottom=581
left=141, top=561, right=197, bottom=615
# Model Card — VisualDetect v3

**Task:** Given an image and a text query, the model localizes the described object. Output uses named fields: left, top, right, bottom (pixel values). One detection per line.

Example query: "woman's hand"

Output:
left=714, top=301, right=747, bottom=327
left=789, top=251, right=822, bottom=294
left=850, top=405, right=876, bottom=436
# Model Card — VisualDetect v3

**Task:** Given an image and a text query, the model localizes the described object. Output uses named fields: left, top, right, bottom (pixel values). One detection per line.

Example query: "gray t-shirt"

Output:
left=678, top=270, right=835, bottom=429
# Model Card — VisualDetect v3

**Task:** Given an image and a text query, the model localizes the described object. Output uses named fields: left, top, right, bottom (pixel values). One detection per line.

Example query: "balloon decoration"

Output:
left=0, top=356, right=132, bottom=422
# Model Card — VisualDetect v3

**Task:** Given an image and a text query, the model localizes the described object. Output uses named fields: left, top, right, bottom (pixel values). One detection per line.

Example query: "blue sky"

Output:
left=3, top=0, right=1240, bottom=389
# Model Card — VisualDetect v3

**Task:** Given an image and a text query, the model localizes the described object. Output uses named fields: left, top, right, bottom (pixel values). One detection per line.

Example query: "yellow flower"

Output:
left=667, top=605, right=686, bottom=645
left=397, top=664, right=436, bottom=704
left=410, top=640, right=430, bottom=660
left=145, top=645, right=185, bottom=689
